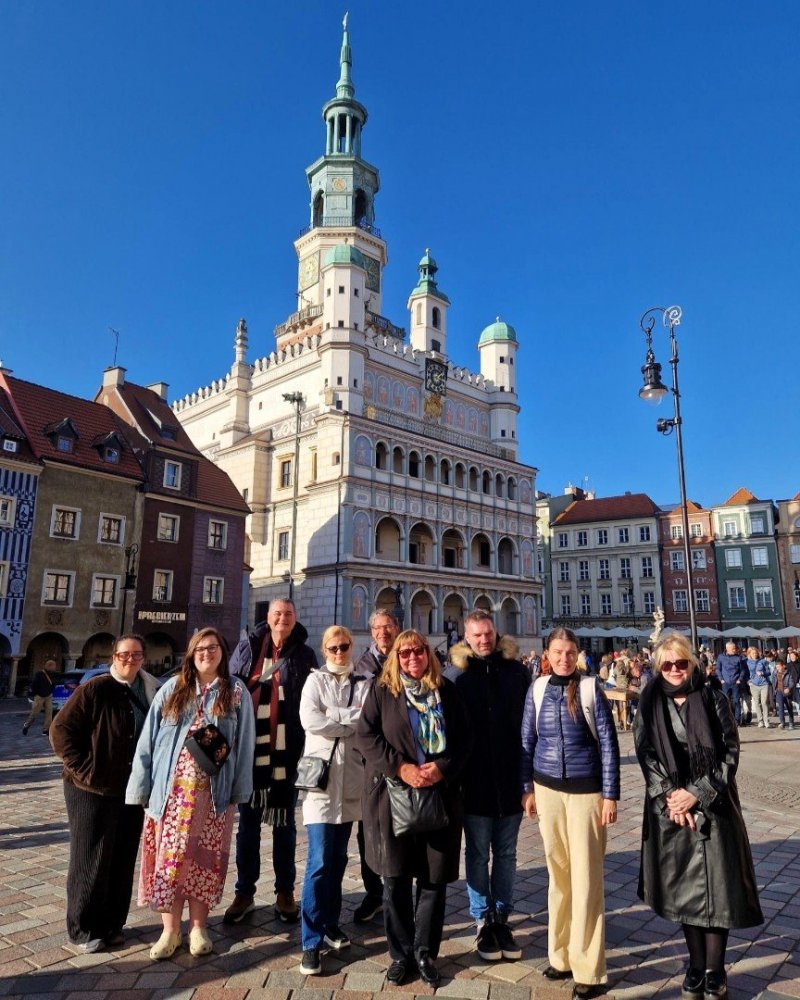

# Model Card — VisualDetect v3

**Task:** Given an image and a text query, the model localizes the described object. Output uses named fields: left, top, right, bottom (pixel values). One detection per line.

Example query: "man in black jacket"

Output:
left=224, top=599, right=318, bottom=925
left=446, top=611, right=530, bottom=962
left=23, top=659, right=57, bottom=735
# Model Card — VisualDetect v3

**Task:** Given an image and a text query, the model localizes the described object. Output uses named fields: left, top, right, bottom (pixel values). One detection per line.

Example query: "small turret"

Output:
left=407, top=249, right=450, bottom=355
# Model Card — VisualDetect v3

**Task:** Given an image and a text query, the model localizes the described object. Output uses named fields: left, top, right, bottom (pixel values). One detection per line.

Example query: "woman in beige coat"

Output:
left=297, top=625, right=372, bottom=976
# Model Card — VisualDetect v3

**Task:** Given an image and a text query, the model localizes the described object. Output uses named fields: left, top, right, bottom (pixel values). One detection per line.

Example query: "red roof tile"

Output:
left=0, top=388, right=39, bottom=466
left=0, top=374, right=143, bottom=480
left=554, top=493, right=661, bottom=526
left=664, top=500, right=704, bottom=515
left=723, top=487, right=760, bottom=506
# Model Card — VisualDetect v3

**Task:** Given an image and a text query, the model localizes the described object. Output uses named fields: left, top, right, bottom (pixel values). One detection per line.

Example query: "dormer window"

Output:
left=91, top=431, right=124, bottom=464
left=44, top=417, right=79, bottom=453
left=2, top=439, right=18, bottom=453
left=164, top=460, right=182, bottom=490
left=104, top=447, right=120, bottom=463
left=57, top=436, right=73, bottom=453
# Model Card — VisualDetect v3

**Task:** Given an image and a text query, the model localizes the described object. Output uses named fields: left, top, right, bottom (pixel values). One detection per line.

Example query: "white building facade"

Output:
left=171, top=20, right=542, bottom=651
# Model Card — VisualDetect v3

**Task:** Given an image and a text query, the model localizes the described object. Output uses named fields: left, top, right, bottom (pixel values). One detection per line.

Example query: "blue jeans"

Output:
left=301, top=822, right=353, bottom=949
left=722, top=682, right=741, bottom=724
left=777, top=691, right=795, bottom=726
left=235, top=791, right=299, bottom=897
left=463, top=812, right=523, bottom=922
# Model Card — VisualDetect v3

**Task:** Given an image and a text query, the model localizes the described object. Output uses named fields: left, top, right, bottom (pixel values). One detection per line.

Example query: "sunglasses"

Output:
left=326, top=643, right=351, bottom=654
left=398, top=646, right=427, bottom=659
left=662, top=659, right=690, bottom=672
left=115, top=651, right=144, bottom=662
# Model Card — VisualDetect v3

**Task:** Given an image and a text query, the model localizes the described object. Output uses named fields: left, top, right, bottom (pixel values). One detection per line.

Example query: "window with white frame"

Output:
left=203, top=576, right=224, bottom=605
left=673, top=590, right=688, bottom=613
left=639, top=525, right=651, bottom=542
left=725, top=548, right=742, bottom=569
left=618, top=527, right=629, bottom=544
left=577, top=530, right=588, bottom=547
left=0, top=561, right=8, bottom=597
left=791, top=543, right=800, bottom=564
left=751, top=547, right=768, bottom=568
left=671, top=524, right=683, bottom=539
left=98, top=514, right=124, bottom=545
left=692, top=549, right=707, bottom=570
left=641, top=555, right=654, bottom=578
left=153, top=569, right=173, bottom=602
left=597, top=528, right=608, bottom=546
left=754, top=581, right=773, bottom=609
left=43, top=570, right=74, bottom=606
left=578, top=559, right=590, bottom=581
left=643, top=591, right=655, bottom=614
left=728, top=583, right=746, bottom=610
left=163, top=460, right=182, bottom=490
left=598, top=558, right=610, bottom=580
left=557, top=532, right=568, bottom=548
left=671, top=550, right=685, bottom=571
left=278, top=530, right=290, bottom=561
left=622, top=590, right=634, bottom=614
left=208, top=520, right=227, bottom=550
left=560, top=594, right=571, bottom=616
left=157, top=514, right=180, bottom=542
left=750, top=515, right=766, bottom=534
left=580, top=593, right=591, bottom=615
left=91, top=575, right=119, bottom=608
left=694, top=589, right=710, bottom=613
left=690, top=522, right=703, bottom=537
left=280, top=459, right=293, bottom=488
left=795, top=588, right=800, bottom=611
left=722, top=519, right=737, bottom=538
left=559, top=561, right=570, bottom=582
left=620, top=557, right=631, bottom=579
left=600, top=593, right=612, bottom=615
left=51, top=506, right=80, bottom=539
left=0, top=496, right=15, bottom=527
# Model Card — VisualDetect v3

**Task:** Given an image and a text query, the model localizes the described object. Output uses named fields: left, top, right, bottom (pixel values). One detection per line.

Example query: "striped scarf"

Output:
left=247, top=642, right=293, bottom=827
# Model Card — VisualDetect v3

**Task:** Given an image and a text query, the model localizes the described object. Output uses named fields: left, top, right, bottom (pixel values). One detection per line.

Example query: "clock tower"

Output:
left=293, top=14, right=388, bottom=319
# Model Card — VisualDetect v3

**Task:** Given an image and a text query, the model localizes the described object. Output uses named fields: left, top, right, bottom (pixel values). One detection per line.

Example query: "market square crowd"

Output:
left=44, top=599, right=766, bottom=1000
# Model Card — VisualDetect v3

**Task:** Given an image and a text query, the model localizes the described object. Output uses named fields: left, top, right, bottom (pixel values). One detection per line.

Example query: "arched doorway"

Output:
left=410, top=590, right=435, bottom=635
left=375, top=517, right=402, bottom=561
left=500, top=598, right=520, bottom=636
left=375, top=586, right=404, bottom=628
left=473, top=594, right=493, bottom=614
left=80, top=632, right=115, bottom=669
left=143, top=632, right=178, bottom=676
left=26, top=632, right=69, bottom=674
left=443, top=593, right=466, bottom=646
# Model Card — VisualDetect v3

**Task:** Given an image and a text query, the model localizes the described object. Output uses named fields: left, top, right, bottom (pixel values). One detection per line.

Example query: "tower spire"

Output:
left=336, top=12, right=354, bottom=99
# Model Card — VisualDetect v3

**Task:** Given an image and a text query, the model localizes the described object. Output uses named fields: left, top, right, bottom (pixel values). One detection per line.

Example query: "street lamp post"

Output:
left=638, top=305, right=698, bottom=652
left=282, top=392, right=304, bottom=600
left=120, top=543, right=139, bottom=634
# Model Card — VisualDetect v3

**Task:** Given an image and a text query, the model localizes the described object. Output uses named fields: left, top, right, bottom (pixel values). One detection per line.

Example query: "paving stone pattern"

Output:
left=0, top=698, right=798, bottom=999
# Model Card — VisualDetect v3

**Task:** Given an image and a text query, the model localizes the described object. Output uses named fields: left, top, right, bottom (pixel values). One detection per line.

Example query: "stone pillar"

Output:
left=326, top=118, right=333, bottom=155
left=333, top=115, right=341, bottom=153
left=345, top=115, right=352, bottom=153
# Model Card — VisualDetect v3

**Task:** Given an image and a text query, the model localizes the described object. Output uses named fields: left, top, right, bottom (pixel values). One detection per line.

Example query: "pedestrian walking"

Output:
left=23, top=658, right=57, bottom=735
left=716, top=641, right=747, bottom=725
left=50, top=634, right=159, bottom=952
left=774, top=656, right=799, bottom=729
left=634, top=632, right=763, bottom=999
left=126, top=628, right=255, bottom=960
left=746, top=646, right=771, bottom=729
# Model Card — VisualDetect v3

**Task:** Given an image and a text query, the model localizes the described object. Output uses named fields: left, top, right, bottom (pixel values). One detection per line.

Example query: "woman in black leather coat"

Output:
left=634, top=633, right=762, bottom=1000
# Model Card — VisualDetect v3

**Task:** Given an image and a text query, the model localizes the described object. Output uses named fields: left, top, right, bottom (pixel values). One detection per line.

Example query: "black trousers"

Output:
left=63, top=782, right=144, bottom=944
left=356, top=820, right=383, bottom=897
left=383, top=875, right=447, bottom=962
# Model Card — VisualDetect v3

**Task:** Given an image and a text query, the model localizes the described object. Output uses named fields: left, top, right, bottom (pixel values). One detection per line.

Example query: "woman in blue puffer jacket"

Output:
left=520, top=627, right=620, bottom=1000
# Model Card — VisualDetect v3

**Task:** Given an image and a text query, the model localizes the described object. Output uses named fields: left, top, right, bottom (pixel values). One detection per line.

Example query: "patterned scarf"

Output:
left=401, top=675, right=446, bottom=755
left=247, top=636, right=292, bottom=827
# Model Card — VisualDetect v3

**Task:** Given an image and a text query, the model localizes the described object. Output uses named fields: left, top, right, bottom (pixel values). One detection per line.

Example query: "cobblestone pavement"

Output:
left=1, top=697, right=799, bottom=1000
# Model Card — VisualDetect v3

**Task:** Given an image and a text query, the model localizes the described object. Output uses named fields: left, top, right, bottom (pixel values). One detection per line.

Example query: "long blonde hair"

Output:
left=379, top=630, right=443, bottom=697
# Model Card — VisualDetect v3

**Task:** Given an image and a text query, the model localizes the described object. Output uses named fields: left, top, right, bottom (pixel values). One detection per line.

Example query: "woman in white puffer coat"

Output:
left=297, top=625, right=372, bottom=976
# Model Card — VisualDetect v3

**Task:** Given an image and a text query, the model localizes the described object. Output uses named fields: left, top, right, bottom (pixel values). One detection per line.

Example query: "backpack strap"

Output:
left=532, top=674, right=598, bottom=742
left=532, top=676, right=549, bottom=732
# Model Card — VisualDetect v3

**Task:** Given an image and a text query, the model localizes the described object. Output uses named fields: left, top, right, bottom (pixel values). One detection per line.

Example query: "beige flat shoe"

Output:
left=149, top=931, right=181, bottom=961
left=189, top=926, right=213, bottom=957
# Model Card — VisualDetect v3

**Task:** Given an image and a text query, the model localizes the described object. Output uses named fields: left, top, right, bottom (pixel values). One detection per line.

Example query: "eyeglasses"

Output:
left=326, top=643, right=351, bottom=654
left=115, top=651, right=144, bottom=662
left=372, top=624, right=396, bottom=632
left=661, top=659, right=690, bottom=672
left=195, top=644, right=221, bottom=656
left=398, top=646, right=427, bottom=659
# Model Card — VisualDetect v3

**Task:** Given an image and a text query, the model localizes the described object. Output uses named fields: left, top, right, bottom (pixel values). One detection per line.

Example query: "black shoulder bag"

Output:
left=295, top=676, right=355, bottom=792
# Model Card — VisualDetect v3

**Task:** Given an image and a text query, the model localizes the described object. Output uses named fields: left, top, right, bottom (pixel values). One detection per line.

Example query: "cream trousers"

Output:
left=534, top=782, right=607, bottom=985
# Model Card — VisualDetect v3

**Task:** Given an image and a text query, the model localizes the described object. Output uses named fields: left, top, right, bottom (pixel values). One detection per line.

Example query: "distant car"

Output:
left=79, top=664, right=111, bottom=685
left=52, top=670, right=89, bottom=712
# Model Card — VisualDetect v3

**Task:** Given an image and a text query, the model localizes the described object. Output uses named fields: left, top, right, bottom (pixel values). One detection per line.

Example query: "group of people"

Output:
left=715, top=640, right=800, bottom=729
left=47, top=600, right=763, bottom=1000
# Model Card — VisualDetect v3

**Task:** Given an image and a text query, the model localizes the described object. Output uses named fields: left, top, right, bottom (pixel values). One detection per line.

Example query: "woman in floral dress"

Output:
left=127, top=628, right=255, bottom=959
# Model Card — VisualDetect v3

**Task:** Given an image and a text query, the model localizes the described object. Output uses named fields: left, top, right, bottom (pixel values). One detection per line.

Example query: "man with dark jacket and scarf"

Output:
left=224, top=599, right=318, bottom=925
left=445, top=610, right=531, bottom=962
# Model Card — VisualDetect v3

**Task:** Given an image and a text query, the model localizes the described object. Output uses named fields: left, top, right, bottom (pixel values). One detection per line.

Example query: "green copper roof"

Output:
left=324, top=244, right=366, bottom=268
left=479, top=318, right=518, bottom=345
left=408, top=247, right=450, bottom=303
left=336, top=13, right=355, bottom=99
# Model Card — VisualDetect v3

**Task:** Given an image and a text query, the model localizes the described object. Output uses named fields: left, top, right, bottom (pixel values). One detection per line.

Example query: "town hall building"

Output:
left=172, top=17, right=542, bottom=650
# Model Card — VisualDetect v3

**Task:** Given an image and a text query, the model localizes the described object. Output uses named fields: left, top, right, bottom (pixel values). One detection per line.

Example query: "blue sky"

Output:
left=1, top=1, right=797, bottom=507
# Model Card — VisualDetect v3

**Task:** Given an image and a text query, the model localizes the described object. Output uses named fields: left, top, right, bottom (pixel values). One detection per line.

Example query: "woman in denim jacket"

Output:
left=126, top=628, right=255, bottom=960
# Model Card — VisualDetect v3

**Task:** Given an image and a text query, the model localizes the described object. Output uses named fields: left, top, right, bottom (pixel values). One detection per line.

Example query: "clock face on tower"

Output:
left=331, top=176, right=347, bottom=192
left=299, top=253, right=319, bottom=291
left=425, top=359, right=447, bottom=395
left=363, top=254, right=380, bottom=293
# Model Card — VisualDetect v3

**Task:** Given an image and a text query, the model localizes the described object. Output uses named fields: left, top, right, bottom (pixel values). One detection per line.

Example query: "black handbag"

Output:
left=185, top=723, right=231, bottom=777
left=385, top=777, right=449, bottom=837
left=295, top=676, right=355, bottom=792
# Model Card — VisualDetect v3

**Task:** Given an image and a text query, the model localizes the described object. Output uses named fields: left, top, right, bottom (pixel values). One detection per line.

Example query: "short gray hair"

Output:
left=369, top=609, right=397, bottom=628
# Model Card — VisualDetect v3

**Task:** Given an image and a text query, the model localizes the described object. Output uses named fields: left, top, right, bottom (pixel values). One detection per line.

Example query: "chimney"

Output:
left=147, top=382, right=170, bottom=401
left=103, top=366, right=126, bottom=388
